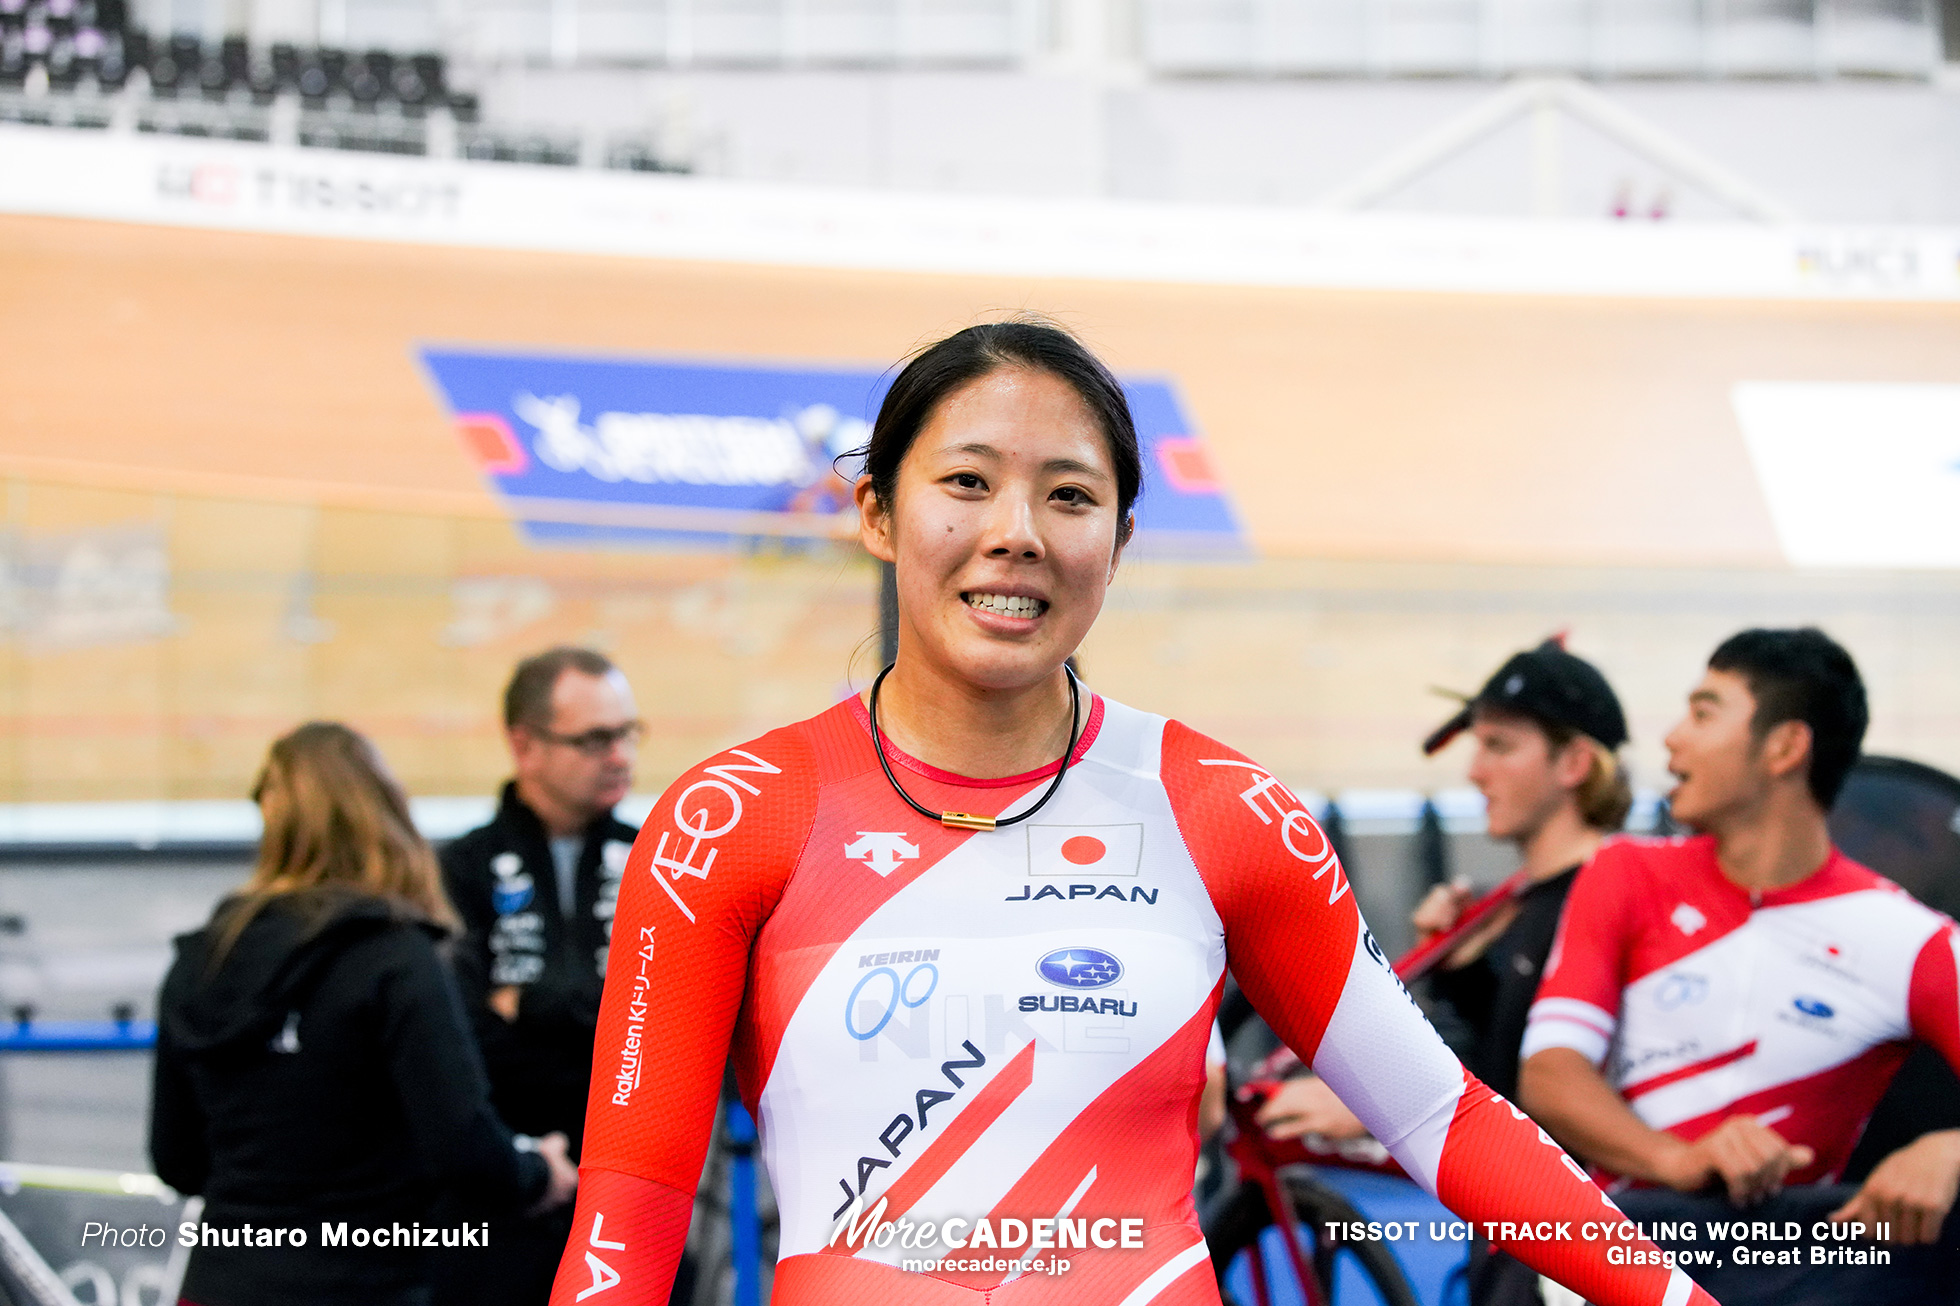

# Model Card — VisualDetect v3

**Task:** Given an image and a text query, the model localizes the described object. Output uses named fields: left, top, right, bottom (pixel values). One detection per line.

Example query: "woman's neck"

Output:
left=869, top=654, right=1079, bottom=781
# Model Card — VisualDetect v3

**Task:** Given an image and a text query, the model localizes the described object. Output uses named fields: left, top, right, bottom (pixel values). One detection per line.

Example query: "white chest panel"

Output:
left=1616, top=891, right=1932, bottom=1129
left=755, top=705, right=1226, bottom=1263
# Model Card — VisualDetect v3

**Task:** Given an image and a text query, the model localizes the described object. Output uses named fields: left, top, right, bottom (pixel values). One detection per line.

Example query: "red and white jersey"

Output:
left=1524, top=834, right=1960, bottom=1185
left=551, top=695, right=1712, bottom=1306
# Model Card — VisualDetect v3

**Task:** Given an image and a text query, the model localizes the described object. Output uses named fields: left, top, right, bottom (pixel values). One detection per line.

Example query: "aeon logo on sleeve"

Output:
left=1196, top=759, right=1348, bottom=905
left=1037, top=948, right=1124, bottom=990
left=646, top=748, right=783, bottom=924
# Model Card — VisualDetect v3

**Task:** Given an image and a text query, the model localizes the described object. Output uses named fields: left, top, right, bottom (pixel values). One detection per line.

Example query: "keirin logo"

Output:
left=576, top=1212, right=626, bottom=1300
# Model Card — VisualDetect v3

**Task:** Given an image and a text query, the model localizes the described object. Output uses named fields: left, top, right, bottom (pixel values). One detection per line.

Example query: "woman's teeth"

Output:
left=964, top=592, right=1044, bottom=618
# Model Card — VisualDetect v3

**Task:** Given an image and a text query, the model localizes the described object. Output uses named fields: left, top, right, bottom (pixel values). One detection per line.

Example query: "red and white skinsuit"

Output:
left=1525, top=834, right=1960, bottom=1187
left=550, top=695, right=1717, bottom=1305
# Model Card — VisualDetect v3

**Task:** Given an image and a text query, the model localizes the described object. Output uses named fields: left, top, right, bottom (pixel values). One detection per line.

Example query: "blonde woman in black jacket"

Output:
left=150, top=722, right=579, bottom=1306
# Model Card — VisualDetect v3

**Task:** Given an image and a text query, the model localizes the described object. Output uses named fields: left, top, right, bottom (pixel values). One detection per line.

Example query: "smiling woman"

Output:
left=546, top=322, right=1718, bottom=1306
left=855, top=322, right=1141, bottom=785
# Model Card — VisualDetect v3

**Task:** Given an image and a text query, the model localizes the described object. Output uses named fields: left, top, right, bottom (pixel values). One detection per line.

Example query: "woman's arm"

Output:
left=1160, top=722, right=1717, bottom=1306
left=547, top=730, right=820, bottom=1306
left=147, top=1015, right=210, bottom=1196
left=375, top=929, right=553, bottom=1212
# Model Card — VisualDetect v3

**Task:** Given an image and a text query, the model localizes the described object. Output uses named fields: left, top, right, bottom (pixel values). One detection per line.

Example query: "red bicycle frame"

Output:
left=1222, top=1079, right=1406, bottom=1306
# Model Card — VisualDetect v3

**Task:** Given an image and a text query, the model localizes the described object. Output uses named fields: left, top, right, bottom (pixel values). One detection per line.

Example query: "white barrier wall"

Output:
left=5, top=123, right=1960, bottom=296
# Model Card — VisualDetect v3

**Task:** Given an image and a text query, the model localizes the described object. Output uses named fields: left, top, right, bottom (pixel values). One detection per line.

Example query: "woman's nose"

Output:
left=983, top=494, right=1043, bottom=560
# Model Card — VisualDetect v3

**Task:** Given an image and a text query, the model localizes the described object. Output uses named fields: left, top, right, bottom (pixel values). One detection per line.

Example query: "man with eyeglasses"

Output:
left=436, top=647, right=644, bottom=1306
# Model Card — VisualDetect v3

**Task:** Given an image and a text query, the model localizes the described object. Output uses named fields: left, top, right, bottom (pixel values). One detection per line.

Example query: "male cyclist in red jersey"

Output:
left=548, top=322, right=1715, bottom=1306
left=1521, top=628, right=1960, bottom=1298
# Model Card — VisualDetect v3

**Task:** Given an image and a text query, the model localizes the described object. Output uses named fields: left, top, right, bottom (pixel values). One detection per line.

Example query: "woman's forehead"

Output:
left=912, top=371, right=1110, bottom=468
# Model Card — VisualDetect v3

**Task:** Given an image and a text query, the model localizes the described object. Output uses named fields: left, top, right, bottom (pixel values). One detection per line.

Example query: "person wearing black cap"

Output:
left=1412, top=638, right=1633, bottom=1306
left=1254, top=638, right=1632, bottom=1146
left=1412, top=636, right=1633, bottom=1103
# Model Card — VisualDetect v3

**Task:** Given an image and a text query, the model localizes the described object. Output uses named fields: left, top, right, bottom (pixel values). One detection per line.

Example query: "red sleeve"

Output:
left=1908, top=921, right=1960, bottom=1078
left=1160, top=725, right=1715, bottom=1306
left=549, top=729, right=819, bottom=1306
left=1522, top=843, right=1640, bottom=1068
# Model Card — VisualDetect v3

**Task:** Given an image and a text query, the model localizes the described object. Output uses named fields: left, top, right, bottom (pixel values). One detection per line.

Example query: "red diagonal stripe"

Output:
left=823, top=1038, right=1037, bottom=1254
left=1623, top=1039, right=1757, bottom=1101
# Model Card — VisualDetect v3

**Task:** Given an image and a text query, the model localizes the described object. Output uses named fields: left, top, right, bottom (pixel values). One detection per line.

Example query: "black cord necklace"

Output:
left=867, top=663, right=1082, bottom=832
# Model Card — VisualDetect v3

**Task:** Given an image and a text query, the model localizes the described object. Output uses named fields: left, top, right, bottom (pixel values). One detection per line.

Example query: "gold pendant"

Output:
left=940, top=811, right=997, bottom=832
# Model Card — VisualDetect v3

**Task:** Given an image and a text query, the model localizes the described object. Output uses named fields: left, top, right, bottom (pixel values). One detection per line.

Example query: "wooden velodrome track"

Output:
left=2, top=213, right=1959, bottom=802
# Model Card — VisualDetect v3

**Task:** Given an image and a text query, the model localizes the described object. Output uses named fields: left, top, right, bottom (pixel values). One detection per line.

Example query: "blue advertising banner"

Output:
left=418, top=348, right=1244, bottom=553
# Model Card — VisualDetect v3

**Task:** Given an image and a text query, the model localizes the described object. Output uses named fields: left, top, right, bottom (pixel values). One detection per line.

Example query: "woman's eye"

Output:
left=952, top=473, right=983, bottom=490
left=1052, top=486, right=1090, bottom=504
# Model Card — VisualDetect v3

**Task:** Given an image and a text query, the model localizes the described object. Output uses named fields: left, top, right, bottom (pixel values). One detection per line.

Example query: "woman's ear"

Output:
left=856, top=476, right=897, bottom=564
left=1109, top=513, right=1135, bottom=576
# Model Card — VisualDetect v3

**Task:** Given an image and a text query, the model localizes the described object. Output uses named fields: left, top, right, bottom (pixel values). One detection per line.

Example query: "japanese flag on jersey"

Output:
left=1025, top=823, right=1143, bottom=877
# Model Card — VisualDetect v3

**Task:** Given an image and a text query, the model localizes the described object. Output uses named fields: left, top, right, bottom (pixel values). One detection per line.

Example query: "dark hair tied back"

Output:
left=858, top=321, right=1142, bottom=546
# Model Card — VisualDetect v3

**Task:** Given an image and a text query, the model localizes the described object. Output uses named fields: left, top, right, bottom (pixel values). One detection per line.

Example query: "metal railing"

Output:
left=0, top=1017, right=770, bottom=1305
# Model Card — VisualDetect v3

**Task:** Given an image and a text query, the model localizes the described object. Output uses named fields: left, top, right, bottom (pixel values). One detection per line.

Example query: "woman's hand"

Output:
left=1252, top=1076, right=1369, bottom=1142
left=529, top=1131, right=580, bottom=1214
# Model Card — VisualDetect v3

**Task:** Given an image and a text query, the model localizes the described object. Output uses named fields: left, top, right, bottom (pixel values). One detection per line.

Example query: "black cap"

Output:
left=1422, top=638, right=1628, bottom=756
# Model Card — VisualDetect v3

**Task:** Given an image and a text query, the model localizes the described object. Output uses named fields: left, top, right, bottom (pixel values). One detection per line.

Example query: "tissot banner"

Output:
left=418, top=348, right=1244, bottom=552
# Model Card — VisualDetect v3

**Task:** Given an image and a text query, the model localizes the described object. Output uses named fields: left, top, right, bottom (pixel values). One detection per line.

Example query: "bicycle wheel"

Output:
left=1205, top=1171, right=1423, bottom=1306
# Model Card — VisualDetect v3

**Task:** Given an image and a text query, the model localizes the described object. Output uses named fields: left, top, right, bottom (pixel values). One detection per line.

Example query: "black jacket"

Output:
left=441, top=784, right=639, bottom=1154
left=150, top=889, right=548, bottom=1306
left=1426, top=865, right=1579, bottom=1100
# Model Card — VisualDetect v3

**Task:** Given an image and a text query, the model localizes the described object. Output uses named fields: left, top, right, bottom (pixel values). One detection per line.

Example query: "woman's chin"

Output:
left=936, top=641, right=1071, bottom=694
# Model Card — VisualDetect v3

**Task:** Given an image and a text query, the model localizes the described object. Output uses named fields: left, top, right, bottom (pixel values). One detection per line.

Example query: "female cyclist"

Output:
left=547, top=323, right=1715, bottom=1306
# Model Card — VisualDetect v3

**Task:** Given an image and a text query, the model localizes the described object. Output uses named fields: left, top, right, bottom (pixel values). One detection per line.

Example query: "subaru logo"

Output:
left=1037, top=948, right=1123, bottom=990
left=1793, top=996, right=1834, bottom=1019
